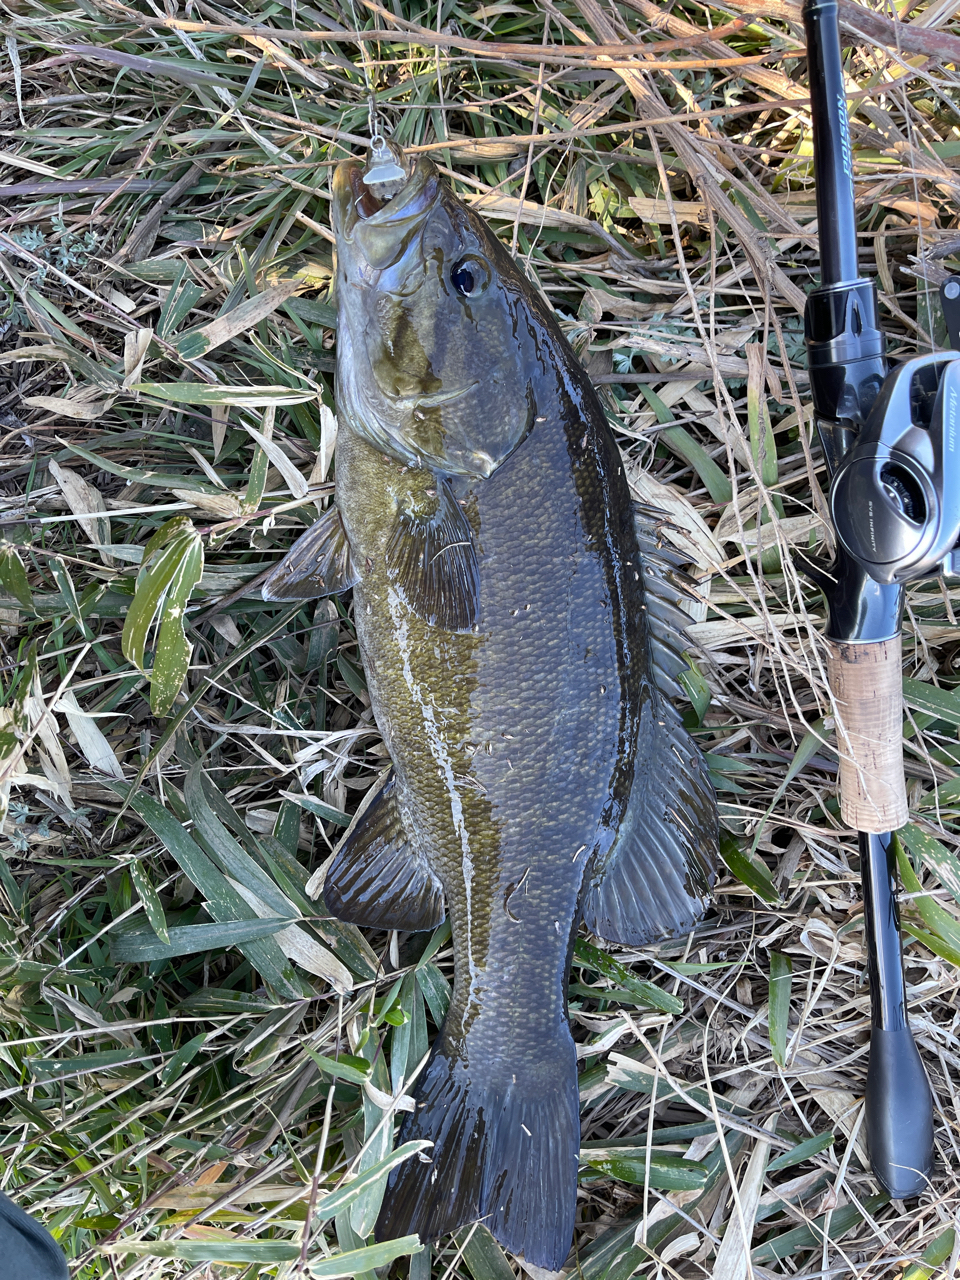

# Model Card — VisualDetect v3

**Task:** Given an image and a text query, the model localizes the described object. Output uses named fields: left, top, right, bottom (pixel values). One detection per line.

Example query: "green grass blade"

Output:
left=455, top=1224, right=516, bottom=1280
left=150, top=537, right=203, bottom=715
left=574, top=940, right=683, bottom=1014
left=104, top=782, right=302, bottom=998
left=898, top=821, right=960, bottom=907
left=768, top=950, right=792, bottom=1067
left=903, top=922, right=960, bottom=965
left=185, top=762, right=295, bottom=918
left=128, top=860, right=170, bottom=943
left=896, top=836, right=960, bottom=957
left=104, top=1240, right=301, bottom=1262
left=765, top=1130, right=834, bottom=1173
left=902, top=677, right=960, bottom=727
left=111, top=918, right=292, bottom=961
left=131, top=382, right=317, bottom=405
left=719, top=831, right=780, bottom=903
left=314, top=1142, right=432, bottom=1222
left=582, top=1149, right=709, bottom=1191
left=177, top=279, right=300, bottom=359
left=307, top=1237, right=423, bottom=1277
left=0, top=545, right=34, bottom=611
left=902, top=1227, right=956, bottom=1280
left=752, top=1194, right=889, bottom=1264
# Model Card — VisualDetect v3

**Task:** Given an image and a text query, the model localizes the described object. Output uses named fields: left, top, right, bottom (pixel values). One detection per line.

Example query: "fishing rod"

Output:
left=800, top=0, right=960, bottom=1197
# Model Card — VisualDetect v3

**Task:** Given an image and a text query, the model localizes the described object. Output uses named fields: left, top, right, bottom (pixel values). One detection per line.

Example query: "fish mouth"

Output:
left=332, top=155, right=440, bottom=250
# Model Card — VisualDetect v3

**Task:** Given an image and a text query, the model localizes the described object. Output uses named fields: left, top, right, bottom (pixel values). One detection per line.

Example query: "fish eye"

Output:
left=450, top=256, right=489, bottom=298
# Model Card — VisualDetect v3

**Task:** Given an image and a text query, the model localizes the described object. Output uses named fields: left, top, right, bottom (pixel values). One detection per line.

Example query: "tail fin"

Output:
left=375, top=1029, right=579, bottom=1270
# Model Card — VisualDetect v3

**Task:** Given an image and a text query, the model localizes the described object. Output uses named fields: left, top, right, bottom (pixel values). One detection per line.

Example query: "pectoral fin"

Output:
left=324, top=773, right=445, bottom=932
left=582, top=699, right=717, bottom=946
left=261, top=505, right=359, bottom=601
left=386, top=480, right=480, bottom=632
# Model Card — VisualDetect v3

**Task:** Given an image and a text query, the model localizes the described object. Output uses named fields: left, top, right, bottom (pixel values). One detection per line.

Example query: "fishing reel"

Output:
left=829, top=349, right=960, bottom=585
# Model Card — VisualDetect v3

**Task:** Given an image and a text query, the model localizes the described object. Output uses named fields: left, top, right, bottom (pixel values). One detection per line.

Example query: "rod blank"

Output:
left=804, top=0, right=860, bottom=288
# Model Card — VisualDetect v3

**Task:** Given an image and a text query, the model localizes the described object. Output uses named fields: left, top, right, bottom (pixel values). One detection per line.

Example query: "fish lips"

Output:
left=333, top=156, right=441, bottom=271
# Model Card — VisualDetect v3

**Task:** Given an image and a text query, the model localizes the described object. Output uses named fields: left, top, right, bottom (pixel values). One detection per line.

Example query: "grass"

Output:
left=2, top=0, right=960, bottom=1276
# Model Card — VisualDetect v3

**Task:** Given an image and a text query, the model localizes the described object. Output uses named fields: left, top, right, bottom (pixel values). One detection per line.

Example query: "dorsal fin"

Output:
left=581, top=696, right=717, bottom=946
left=386, top=479, right=480, bottom=633
left=261, top=505, right=359, bottom=601
left=581, top=503, right=717, bottom=946
left=324, top=773, right=445, bottom=932
left=635, top=504, right=701, bottom=699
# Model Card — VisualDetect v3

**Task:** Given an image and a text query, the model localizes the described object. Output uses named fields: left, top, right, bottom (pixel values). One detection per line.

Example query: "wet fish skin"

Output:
left=334, top=158, right=539, bottom=479
left=274, top=153, right=718, bottom=1269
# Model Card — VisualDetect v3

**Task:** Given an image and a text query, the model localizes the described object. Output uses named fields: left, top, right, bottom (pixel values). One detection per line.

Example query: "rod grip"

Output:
left=866, top=1026, right=934, bottom=1198
left=826, top=636, right=908, bottom=832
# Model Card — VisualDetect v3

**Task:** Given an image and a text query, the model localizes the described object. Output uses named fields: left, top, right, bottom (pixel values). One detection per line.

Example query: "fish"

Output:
left=263, top=141, right=719, bottom=1270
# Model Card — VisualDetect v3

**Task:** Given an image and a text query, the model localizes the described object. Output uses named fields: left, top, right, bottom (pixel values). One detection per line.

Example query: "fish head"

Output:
left=332, top=154, right=541, bottom=478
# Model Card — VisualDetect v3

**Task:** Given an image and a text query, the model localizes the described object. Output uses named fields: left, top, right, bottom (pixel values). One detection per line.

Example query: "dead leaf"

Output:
left=211, top=403, right=229, bottom=458
left=47, top=459, right=114, bottom=566
left=628, top=195, right=708, bottom=224
left=625, top=462, right=724, bottom=574
left=123, top=328, right=152, bottom=387
left=227, top=878, right=353, bottom=994
left=317, top=403, right=337, bottom=484
left=711, top=1116, right=777, bottom=1280
left=57, top=690, right=124, bottom=780
left=24, top=693, right=74, bottom=810
left=240, top=35, right=329, bottom=89
left=169, top=489, right=243, bottom=518
left=209, top=614, right=242, bottom=646
left=887, top=198, right=938, bottom=226
left=153, top=1182, right=308, bottom=1210
left=107, top=288, right=136, bottom=314
left=466, top=192, right=595, bottom=231
left=688, top=612, right=811, bottom=649
left=176, top=279, right=301, bottom=360
left=241, top=423, right=309, bottom=499
left=24, top=388, right=114, bottom=420
left=725, top=513, right=827, bottom=553
left=811, top=1089, right=869, bottom=1168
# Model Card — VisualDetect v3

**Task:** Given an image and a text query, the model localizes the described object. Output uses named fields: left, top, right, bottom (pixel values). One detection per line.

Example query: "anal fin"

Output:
left=386, top=479, right=480, bottom=633
left=324, top=773, right=445, bottom=932
left=262, top=504, right=359, bottom=601
left=582, top=698, right=718, bottom=946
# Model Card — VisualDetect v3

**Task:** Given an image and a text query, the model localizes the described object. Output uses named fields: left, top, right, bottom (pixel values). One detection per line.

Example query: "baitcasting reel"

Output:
left=830, top=349, right=960, bottom=585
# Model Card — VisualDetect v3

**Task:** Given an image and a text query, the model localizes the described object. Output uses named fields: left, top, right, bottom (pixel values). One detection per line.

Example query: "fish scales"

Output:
left=262, top=146, right=718, bottom=1269
left=338, top=379, right=638, bottom=1022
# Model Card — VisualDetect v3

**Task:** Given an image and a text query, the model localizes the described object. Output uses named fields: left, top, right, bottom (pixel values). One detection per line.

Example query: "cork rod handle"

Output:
left=825, top=636, right=908, bottom=833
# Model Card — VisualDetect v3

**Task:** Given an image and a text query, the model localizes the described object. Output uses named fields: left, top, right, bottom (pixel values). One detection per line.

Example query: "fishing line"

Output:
left=888, top=0, right=936, bottom=353
left=344, top=0, right=381, bottom=145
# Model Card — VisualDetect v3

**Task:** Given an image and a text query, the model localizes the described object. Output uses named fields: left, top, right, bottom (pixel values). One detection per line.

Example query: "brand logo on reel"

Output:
left=949, top=384, right=958, bottom=453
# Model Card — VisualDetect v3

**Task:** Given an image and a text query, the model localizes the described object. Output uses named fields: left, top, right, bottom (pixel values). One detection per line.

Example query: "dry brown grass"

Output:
left=1, top=0, right=960, bottom=1276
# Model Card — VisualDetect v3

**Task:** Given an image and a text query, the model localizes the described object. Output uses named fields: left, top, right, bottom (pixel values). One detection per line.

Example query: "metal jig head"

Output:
left=362, top=134, right=412, bottom=201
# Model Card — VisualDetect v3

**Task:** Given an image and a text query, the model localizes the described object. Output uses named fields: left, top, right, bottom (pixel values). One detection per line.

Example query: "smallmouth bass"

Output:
left=264, top=141, right=718, bottom=1269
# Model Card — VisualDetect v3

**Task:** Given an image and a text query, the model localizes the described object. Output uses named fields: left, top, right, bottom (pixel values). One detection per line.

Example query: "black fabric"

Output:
left=0, top=1191, right=69, bottom=1280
